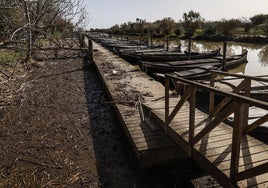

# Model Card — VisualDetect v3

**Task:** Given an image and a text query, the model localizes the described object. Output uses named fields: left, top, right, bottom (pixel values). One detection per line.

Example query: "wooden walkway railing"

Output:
left=209, top=70, right=268, bottom=133
left=164, top=72, right=268, bottom=187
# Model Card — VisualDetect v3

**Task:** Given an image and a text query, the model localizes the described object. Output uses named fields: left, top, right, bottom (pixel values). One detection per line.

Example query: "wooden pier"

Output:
left=92, top=41, right=185, bottom=166
left=90, top=39, right=268, bottom=187
left=150, top=74, right=268, bottom=187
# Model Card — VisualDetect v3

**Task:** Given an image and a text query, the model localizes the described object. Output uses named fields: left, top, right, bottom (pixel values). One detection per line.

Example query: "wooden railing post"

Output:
left=189, top=86, right=196, bottom=147
left=243, top=78, right=251, bottom=130
left=165, top=76, right=170, bottom=126
left=230, top=101, right=248, bottom=184
left=81, top=34, right=85, bottom=49
left=209, top=71, right=216, bottom=117
left=88, top=38, right=93, bottom=61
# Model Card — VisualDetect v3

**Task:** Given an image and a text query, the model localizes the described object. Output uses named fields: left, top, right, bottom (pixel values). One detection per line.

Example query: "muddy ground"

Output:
left=0, top=50, right=205, bottom=187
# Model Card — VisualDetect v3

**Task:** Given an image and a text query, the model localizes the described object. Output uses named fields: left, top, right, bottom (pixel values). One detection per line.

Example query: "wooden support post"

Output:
left=165, top=76, right=170, bottom=126
left=230, top=101, right=247, bottom=184
left=88, top=38, right=93, bottom=61
left=166, top=35, right=169, bottom=51
left=242, top=78, right=251, bottom=131
left=78, top=33, right=86, bottom=54
left=222, top=40, right=227, bottom=71
left=189, top=86, right=196, bottom=147
left=81, top=35, right=85, bottom=48
left=209, top=72, right=215, bottom=117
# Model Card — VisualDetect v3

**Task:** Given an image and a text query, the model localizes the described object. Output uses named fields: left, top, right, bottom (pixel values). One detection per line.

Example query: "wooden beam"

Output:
left=167, top=86, right=193, bottom=125
left=211, top=78, right=249, bottom=117
left=236, top=162, right=268, bottom=181
left=211, top=70, right=268, bottom=83
left=192, top=149, right=238, bottom=188
left=192, top=102, right=235, bottom=145
left=245, top=114, right=268, bottom=133
left=165, top=74, right=268, bottom=110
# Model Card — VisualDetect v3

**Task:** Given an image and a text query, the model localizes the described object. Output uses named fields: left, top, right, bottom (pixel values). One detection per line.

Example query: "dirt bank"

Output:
left=0, top=52, right=204, bottom=187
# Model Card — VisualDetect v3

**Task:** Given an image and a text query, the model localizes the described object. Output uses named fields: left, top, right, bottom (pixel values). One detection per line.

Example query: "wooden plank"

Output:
left=92, top=41, right=181, bottom=166
left=245, top=180, right=268, bottom=188
left=205, top=144, right=268, bottom=167
left=204, top=146, right=268, bottom=175
left=197, top=138, right=263, bottom=155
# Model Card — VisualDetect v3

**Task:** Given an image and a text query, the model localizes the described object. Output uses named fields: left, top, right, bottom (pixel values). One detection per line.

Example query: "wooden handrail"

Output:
left=211, top=70, right=268, bottom=82
left=166, top=74, right=268, bottom=110
left=210, top=78, right=251, bottom=117
left=164, top=74, right=268, bottom=186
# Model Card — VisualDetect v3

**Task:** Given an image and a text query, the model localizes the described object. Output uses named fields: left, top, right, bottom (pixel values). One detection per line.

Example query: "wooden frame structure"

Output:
left=164, top=72, right=268, bottom=187
left=209, top=70, right=268, bottom=133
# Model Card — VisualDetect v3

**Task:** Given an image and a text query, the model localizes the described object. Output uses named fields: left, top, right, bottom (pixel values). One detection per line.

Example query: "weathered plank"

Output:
left=148, top=91, right=268, bottom=187
left=92, top=41, right=184, bottom=166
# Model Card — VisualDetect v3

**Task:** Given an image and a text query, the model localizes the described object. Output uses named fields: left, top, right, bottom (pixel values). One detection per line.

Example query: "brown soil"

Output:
left=0, top=51, right=203, bottom=187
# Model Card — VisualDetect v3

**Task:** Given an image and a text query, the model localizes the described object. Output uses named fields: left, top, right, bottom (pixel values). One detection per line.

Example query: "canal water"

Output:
left=151, top=39, right=268, bottom=131
left=156, top=39, right=268, bottom=76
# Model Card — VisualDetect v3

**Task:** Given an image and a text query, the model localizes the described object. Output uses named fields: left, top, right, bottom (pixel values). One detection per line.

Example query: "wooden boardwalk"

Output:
left=92, top=42, right=184, bottom=166
left=151, top=74, right=268, bottom=187
left=145, top=98, right=268, bottom=187
left=90, top=40, right=268, bottom=187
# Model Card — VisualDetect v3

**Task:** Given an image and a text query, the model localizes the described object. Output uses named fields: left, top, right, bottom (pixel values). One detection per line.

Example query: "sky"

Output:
left=85, top=0, right=268, bottom=29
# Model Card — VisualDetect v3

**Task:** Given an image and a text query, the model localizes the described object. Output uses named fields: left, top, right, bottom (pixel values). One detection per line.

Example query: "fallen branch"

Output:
left=99, top=100, right=135, bottom=105
left=19, top=158, right=63, bottom=169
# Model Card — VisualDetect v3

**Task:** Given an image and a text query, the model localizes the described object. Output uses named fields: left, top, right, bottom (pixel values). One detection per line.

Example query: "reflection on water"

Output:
left=157, top=39, right=268, bottom=76
left=258, top=46, right=268, bottom=67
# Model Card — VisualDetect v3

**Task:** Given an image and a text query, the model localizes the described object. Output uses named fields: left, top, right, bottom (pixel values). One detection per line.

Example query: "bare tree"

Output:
left=1, top=0, right=88, bottom=65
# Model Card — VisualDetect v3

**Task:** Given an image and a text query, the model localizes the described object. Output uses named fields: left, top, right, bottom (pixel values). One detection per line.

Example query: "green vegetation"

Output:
left=0, top=50, right=25, bottom=66
left=159, top=17, right=175, bottom=50
left=216, top=19, right=241, bottom=70
left=93, top=12, right=268, bottom=43
left=182, top=10, right=204, bottom=52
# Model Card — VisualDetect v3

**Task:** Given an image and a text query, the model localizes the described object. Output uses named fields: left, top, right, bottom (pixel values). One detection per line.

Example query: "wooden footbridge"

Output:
left=154, top=72, right=268, bottom=187
left=89, top=39, right=268, bottom=187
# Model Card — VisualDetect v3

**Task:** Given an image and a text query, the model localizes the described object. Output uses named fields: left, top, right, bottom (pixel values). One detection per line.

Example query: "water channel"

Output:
left=151, top=39, right=268, bottom=131
left=154, top=39, right=268, bottom=76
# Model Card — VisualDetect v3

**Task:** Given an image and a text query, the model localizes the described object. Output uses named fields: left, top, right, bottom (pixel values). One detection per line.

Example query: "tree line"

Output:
left=92, top=12, right=268, bottom=41
left=92, top=10, right=268, bottom=71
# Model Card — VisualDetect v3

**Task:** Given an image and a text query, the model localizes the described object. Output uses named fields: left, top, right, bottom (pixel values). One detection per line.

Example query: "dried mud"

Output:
left=0, top=52, right=203, bottom=187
